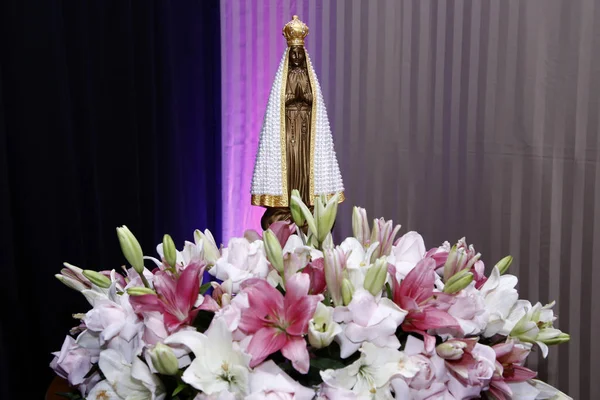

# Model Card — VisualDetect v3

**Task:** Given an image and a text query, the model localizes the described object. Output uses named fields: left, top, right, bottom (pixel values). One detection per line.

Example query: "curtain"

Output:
left=0, top=1, right=221, bottom=397
left=221, top=0, right=600, bottom=397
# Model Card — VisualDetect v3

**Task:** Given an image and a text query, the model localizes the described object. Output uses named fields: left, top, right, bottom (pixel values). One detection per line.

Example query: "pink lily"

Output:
left=391, top=258, right=461, bottom=352
left=305, top=258, right=326, bottom=295
left=487, top=340, right=537, bottom=400
left=370, top=217, right=401, bottom=260
left=238, top=273, right=324, bottom=373
left=437, top=238, right=488, bottom=289
left=129, top=263, right=205, bottom=332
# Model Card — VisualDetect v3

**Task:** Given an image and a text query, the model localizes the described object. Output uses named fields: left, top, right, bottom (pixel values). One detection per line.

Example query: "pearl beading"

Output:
left=251, top=50, right=344, bottom=197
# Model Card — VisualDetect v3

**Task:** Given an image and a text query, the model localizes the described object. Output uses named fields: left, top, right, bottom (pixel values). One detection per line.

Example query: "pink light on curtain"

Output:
left=220, top=1, right=311, bottom=241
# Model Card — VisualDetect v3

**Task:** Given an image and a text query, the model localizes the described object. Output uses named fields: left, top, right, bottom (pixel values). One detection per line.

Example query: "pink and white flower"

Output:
left=333, top=289, right=407, bottom=358
left=238, top=273, right=323, bottom=373
left=247, top=360, right=315, bottom=400
left=210, top=237, right=269, bottom=292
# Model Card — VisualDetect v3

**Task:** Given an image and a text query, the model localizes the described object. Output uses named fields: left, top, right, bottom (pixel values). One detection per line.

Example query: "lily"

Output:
left=128, top=262, right=204, bottom=333
left=238, top=273, right=323, bottom=373
left=308, top=302, right=342, bottom=349
left=91, top=348, right=166, bottom=400
left=165, top=318, right=251, bottom=396
left=333, top=289, right=407, bottom=358
left=321, top=342, right=415, bottom=400
left=390, top=258, right=461, bottom=352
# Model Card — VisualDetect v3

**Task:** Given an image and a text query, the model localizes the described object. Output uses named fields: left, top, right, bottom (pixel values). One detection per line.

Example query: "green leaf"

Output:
left=172, top=382, right=187, bottom=397
left=309, top=357, right=345, bottom=371
left=199, top=282, right=212, bottom=294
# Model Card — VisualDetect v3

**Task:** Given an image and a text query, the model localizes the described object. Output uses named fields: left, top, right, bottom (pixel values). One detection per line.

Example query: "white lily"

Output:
left=340, top=237, right=380, bottom=290
left=321, top=342, right=415, bottom=400
left=247, top=360, right=315, bottom=400
left=334, top=289, right=407, bottom=358
left=510, top=301, right=569, bottom=357
left=308, top=302, right=342, bottom=349
left=95, top=348, right=166, bottom=400
left=165, top=318, right=251, bottom=396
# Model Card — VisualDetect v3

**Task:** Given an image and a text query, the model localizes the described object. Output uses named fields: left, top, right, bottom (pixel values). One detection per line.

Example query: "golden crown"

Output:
left=282, top=15, right=309, bottom=47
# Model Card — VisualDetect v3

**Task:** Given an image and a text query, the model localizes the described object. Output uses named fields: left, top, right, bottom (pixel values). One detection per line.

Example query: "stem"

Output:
left=139, top=271, right=150, bottom=288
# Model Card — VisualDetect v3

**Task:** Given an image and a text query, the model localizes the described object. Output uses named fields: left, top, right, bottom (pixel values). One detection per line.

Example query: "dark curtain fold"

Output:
left=0, top=1, right=221, bottom=397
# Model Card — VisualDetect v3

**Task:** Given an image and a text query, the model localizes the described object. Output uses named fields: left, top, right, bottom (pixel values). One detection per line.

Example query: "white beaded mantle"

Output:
left=251, top=49, right=344, bottom=206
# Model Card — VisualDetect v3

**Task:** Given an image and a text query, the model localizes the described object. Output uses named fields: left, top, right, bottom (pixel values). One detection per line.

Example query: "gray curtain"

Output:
left=221, top=1, right=600, bottom=397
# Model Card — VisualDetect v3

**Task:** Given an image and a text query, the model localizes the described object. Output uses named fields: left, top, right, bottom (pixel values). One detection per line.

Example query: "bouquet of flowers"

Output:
left=51, top=191, right=571, bottom=399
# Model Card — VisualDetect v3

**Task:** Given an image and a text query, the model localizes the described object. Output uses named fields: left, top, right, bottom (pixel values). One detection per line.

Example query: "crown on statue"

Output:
left=282, top=15, right=309, bottom=47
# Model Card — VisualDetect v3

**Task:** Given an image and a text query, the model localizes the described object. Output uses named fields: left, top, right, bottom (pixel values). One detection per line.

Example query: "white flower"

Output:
left=441, top=282, right=489, bottom=337
left=340, top=237, right=380, bottom=290
left=165, top=318, right=251, bottom=396
left=510, top=301, right=569, bottom=357
left=386, top=231, right=426, bottom=281
left=479, top=266, right=525, bottom=337
left=308, top=302, right=342, bottom=349
left=246, top=360, right=315, bottom=400
left=92, top=348, right=165, bottom=400
left=334, top=289, right=407, bottom=358
left=82, top=286, right=144, bottom=364
left=321, top=343, right=415, bottom=400
left=209, top=238, right=269, bottom=292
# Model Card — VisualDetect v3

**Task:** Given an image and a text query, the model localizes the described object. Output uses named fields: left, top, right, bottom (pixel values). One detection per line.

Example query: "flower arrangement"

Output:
left=51, top=190, right=571, bottom=399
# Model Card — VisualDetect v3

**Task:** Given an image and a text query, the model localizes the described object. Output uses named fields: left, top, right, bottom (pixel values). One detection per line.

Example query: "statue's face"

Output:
left=289, top=46, right=306, bottom=68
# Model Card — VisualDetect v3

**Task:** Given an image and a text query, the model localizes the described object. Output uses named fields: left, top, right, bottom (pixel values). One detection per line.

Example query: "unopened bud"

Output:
left=541, top=332, right=570, bottom=346
left=263, top=229, right=284, bottom=274
left=341, top=279, right=355, bottom=306
left=126, top=287, right=156, bottom=296
left=443, top=269, right=474, bottom=294
left=290, top=190, right=316, bottom=236
left=316, top=193, right=340, bottom=243
left=82, top=270, right=112, bottom=288
left=436, top=341, right=467, bottom=360
left=363, top=258, right=388, bottom=296
left=443, top=245, right=458, bottom=281
left=149, top=343, right=179, bottom=375
left=116, top=226, right=144, bottom=274
left=495, top=255, right=513, bottom=275
left=352, top=207, right=370, bottom=247
left=163, top=234, right=177, bottom=268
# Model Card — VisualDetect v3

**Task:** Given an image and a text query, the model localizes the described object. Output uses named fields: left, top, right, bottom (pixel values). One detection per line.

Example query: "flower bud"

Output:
left=363, top=258, right=388, bottom=296
left=443, top=245, right=458, bottom=281
left=436, top=341, right=467, bottom=360
left=352, top=207, right=370, bottom=247
left=82, top=270, right=112, bottom=289
left=194, top=229, right=221, bottom=265
left=290, top=189, right=316, bottom=236
left=126, top=287, right=156, bottom=296
left=116, top=226, right=144, bottom=273
left=541, top=332, right=570, bottom=346
left=263, top=229, right=284, bottom=274
left=443, top=269, right=474, bottom=294
left=162, top=234, right=177, bottom=268
left=495, top=255, right=513, bottom=275
left=149, top=343, right=179, bottom=376
left=290, top=189, right=306, bottom=227
left=341, top=278, right=355, bottom=306
left=323, top=247, right=345, bottom=307
left=316, top=193, right=340, bottom=243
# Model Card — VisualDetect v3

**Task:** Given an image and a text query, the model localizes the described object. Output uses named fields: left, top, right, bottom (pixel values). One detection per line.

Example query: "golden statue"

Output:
left=251, top=16, right=344, bottom=230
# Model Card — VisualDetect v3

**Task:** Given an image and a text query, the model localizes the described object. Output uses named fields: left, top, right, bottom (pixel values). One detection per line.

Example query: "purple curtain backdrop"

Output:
left=220, top=1, right=600, bottom=397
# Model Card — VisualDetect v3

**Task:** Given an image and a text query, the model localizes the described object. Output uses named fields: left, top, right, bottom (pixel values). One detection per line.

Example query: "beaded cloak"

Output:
left=251, top=48, right=344, bottom=207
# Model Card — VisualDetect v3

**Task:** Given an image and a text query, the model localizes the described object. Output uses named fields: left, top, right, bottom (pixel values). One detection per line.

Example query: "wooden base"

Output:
left=46, top=376, right=74, bottom=400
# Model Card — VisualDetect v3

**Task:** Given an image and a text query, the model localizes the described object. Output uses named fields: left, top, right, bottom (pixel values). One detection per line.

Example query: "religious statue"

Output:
left=251, top=15, right=344, bottom=230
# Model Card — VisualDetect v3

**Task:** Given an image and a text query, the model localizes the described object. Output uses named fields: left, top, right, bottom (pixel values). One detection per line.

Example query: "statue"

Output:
left=251, top=15, right=344, bottom=230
